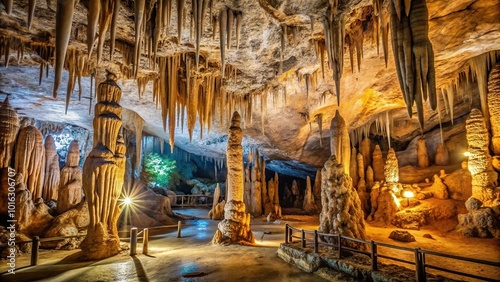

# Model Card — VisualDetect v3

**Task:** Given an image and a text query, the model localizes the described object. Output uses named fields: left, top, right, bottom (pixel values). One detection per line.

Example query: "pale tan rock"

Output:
left=372, top=187, right=399, bottom=225
left=366, top=165, right=374, bottom=189
left=43, top=201, right=89, bottom=249
left=15, top=125, right=45, bottom=200
left=384, top=148, right=399, bottom=183
left=330, top=110, right=350, bottom=175
left=430, top=174, right=449, bottom=199
left=43, top=135, right=60, bottom=201
left=357, top=152, right=365, bottom=180
left=488, top=62, right=500, bottom=155
left=0, top=96, right=19, bottom=168
left=357, top=178, right=369, bottom=217
left=313, top=170, right=322, bottom=211
left=443, top=168, right=472, bottom=200
left=250, top=165, right=262, bottom=216
left=360, top=137, right=372, bottom=170
left=213, top=112, right=254, bottom=245
left=372, top=145, right=385, bottom=181
left=291, top=179, right=301, bottom=208
left=81, top=73, right=127, bottom=260
left=350, top=147, right=358, bottom=187
left=319, top=156, right=367, bottom=250
left=209, top=183, right=225, bottom=220
left=434, top=143, right=450, bottom=166
left=417, top=138, right=430, bottom=168
left=303, top=176, right=317, bottom=213
left=367, top=182, right=381, bottom=222
left=58, top=141, right=83, bottom=214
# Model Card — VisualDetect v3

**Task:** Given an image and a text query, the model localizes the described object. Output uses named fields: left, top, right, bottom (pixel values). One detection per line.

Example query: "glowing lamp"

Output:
left=124, top=197, right=132, bottom=205
left=464, top=151, right=471, bottom=157
left=403, top=190, right=414, bottom=207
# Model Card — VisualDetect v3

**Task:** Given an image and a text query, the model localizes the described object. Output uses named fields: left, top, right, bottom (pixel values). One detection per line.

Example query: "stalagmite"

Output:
left=360, top=137, right=371, bottom=169
left=213, top=112, right=254, bottom=245
left=27, top=0, right=37, bottom=29
left=434, top=143, right=449, bottom=166
left=466, top=108, right=497, bottom=206
left=430, top=174, right=448, bottom=199
left=357, top=153, right=365, bottom=180
left=303, top=176, right=317, bottom=213
left=208, top=183, right=225, bottom=220
left=43, top=135, right=60, bottom=201
left=53, top=0, right=76, bottom=97
left=315, top=113, right=323, bottom=147
left=357, top=178, right=370, bottom=217
left=58, top=140, right=83, bottom=213
left=372, top=144, right=385, bottom=181
left=366, top=165, right=374, bottom=189
left=219, top=9, right=227, bottom=78
left=329, top=110, right=350, bottom=175
left=291, top=179, right=300, bottom=208
left=417, top=138, right=430, bottom=167
left=250, top=163, right=262, bottom=216
left=81, top=71, right=126, bottom=259
left=15, top=126, right=45, bottom=201
left=367, top=182, right=380, bottom=221
left=488, top=63, right=500, bottom=155
left=0, top=97, right=19, bottom=168
left=389, top=0, right=437, bottom=129
left=384, top=148, right=399, bottom=183
left=313, top=170, right=322, bottom=211
left=350, top=148, right=358, bottom=187
left=319, top=156, right=367, bottom=250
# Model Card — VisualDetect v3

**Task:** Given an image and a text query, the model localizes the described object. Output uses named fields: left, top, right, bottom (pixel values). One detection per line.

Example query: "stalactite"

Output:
left=219, top=9, right=227, bottom=78
left=96, top=0, right=114, bottom=65
left=15, top=126, right=45, bottom=200
left=0, top=97, right=20, bottom=168
left=134, top=0, right=146, bottom=77
left=27, top=0, right=37, bottom=30
left=178, top=0, right=185, bottom=42
left=194, top=0, right=204, bottom=69
left=109, top=0, right=121, bottom=60
left=389, top=0, right=437, bottom=129
left=87, top=0, right=101, bottom=58
left=471, top=52, right=499, bottom=129
left=330, top=110, right=350, bottom=175
left=53, top=0, right=76, bottom=98
left=322, top=11, right=345, bottom=106
left=3, top=0, right=13, bottom=14
left=235, top=12, right=243, bottom=49
left=226, top=8, right=234, bottom=50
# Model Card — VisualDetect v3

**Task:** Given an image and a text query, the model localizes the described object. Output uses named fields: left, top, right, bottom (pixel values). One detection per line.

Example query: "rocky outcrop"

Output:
left=58, top=140, right=83, bottom=214
left=371, top=186, right=399, bottom=225
left=43, top=201, right=89, bottom=249
left=430, top=174, right=449, bottom=199
left=319, top=156, right=367, bottom=250
left=466, top=108, right=498, bottom=206
left=15, top=125, right=45, bottom=200
left=457, top=197, right=500, bottom=238
left=81, top=72, right=126, bottom=260
left=213, top=112, right=254, bottom=245
left=443, top=168, right=472, bottom=201
left=389, top=230, right=416, bottom=242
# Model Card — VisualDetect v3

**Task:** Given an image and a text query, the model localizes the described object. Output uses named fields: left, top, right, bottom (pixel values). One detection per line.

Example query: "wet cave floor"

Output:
left=0, top=208, right=499, bottom=282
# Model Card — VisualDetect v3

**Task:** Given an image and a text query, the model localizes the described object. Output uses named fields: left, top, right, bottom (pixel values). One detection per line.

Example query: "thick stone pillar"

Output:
left=43, top=135, right=60, bottom=201
left=81, top=72, right=126, bottom=259
left=58, top=141, right=83, bottom=213
left=15, top=125, right=45, bottom=200
left=330, top=110, right=350, bottom=175
left=212, top=112, right=254, bottom=245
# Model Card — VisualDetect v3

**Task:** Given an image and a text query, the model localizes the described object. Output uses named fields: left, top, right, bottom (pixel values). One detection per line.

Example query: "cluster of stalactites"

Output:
left=218, top=7, right=243, bottom=78
left=322, top=9, right=345, bottom=106
left=349, top=110, right=393, bottom=148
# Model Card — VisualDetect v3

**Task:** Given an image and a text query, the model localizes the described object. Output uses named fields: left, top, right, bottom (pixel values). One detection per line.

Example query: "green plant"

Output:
left=141, top=153, right=178, bottom=189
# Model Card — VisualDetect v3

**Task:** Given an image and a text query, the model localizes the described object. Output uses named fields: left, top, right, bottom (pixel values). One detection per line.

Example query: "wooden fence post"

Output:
left=301, top=230, right=306, bottom=248
left=285, top=224, right=289, bottom=244
left=130, top=227, right=138, bottom=256
left=371, top=240, right=377, bottom=271
left=337, top=235, right=342, bottom=258
left=415, top=248, right=426, bottom=282
left=30, top=236, right=39, bottom=266
left=142, top=228, right=149, bottom=255
left=177, top=221, right=182, bottom=238
left=314, top=230, right=318, bottom=253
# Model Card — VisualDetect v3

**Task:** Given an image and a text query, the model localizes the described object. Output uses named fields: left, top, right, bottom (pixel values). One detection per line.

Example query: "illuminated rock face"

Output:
left=81, top=72, right=126, bottom=260
left=417, top=138, right=430, bottom=168
left=213, top=112, right=254, bottom=245
left=330, top=110, right=350, bottom=175
left=384, top=148, right=399, bottom=183
left=488, top=63, right=500, bottom=155
left=372, top=145, right=385, bottom=181
left=466, top=108, right=498, bottom=206
left=319, top=156, right=367, bottom=250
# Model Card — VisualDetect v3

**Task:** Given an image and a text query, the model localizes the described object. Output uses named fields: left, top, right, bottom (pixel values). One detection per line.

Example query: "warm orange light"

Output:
left=391, top=193, right=401, bottom=209
left=403, top=191, right=414, bottom=199
left=464, top=151, right=471, bottom=157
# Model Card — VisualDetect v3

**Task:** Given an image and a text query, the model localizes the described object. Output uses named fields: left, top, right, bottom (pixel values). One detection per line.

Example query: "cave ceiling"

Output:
left=0, top=0, right=499, bottom=176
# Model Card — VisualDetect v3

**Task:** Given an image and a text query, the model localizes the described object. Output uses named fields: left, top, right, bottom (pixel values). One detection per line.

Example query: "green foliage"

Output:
left=141, top=153, right=178, bottom=189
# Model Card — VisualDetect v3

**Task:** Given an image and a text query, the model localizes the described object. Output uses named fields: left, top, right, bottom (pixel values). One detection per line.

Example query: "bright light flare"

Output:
left=124, top=197, right=132, bottom=205
left=391, top=193, right=401, bottom=209
left=403, top=190, right=415, bottom=199
left=464, top=151, right=471, bottom=157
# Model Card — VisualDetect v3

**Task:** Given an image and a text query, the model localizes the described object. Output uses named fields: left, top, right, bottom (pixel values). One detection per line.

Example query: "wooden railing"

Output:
left=172, top=194, right=220, bottom=207
left=284, top=224, right=500, bottom=282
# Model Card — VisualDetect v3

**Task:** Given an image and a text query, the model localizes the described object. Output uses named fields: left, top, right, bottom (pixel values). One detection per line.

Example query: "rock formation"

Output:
left=43, top=135, right=60, bottom=201
left=209, top=183, right=225, bottom=220
left=417, top=138, right=430, bottom=168
left=366, top=165, right=374, bottom=189
left=330, top=110, right=350, bottom=175
left=313, top=170, right=322, bottom=211
left=350, top=147, right=358, bottom=187
left=319, top=156, right=367, bottom=250
left=367, top=182, right=381, bottom=221
left=434, top=143, right=450, bottom=166
left=58, top=141, right=83, bottom=214
left=15, top=125, right=45, bottom=200
left=291, top=179, right=300, bottom=208
left=372, top=145, right=385, bottom=181
left=372, top=186, right=399, bottom=225
left=213, top=112, right=254, bottom=245
left=488, top=63, right=500, bottom=155
left=44, top=201, right=89, bottom=249
left=357, top=152, right=365, bottom=180
left=466, top=108, right=498, bottom=206
left=458, top=197, right=500, bottom=238
left=303, top=176, right=317, bottom=213
left=357, top=178, right=369, bottom=217
left=384, top=148, right=399, bottom=183
left=81, top=72, right=126, bottom=259
left=430, top=174, right=449, bottom=199
left=360, top=137, right=371, bottom=169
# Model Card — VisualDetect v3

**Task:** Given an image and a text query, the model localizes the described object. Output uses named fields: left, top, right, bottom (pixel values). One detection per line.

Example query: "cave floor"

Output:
left=1, top=208, right=499, bottom=282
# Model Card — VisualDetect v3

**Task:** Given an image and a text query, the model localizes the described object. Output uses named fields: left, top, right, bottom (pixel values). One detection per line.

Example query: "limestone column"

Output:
left=384, top=148, right=399, bottom=183
left=313, top=170, right=322, bottom=211
left=360, top=137, right=371, bottom=169
left=417, top=138, right=430, bottom=167
left=250, top=162, right=262, bottom=216
left=0, top=96, right=20, bottom=215
left=58, top=140, right=83, bottom=213
left=43, top=135, right=60, bottom=201
left=466, top=108, right=497, bottom=206
left=303, top=175, right=317, bottom=213
left=319, top=156, right=367, bottom=250
left=350, top=147, right=358, bottom=187
left=81, top=72, right=127, bottom=259
left=330, top=110, right=350, bottom=175
left=372, top=144, right=385, bottom=181
left=213, top=112, right=254, bottom=245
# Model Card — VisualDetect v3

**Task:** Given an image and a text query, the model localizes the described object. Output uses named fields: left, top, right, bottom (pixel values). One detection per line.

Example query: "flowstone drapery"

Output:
left=81, top=72, right=126, bottom=260
left=213, top=112, right=254, bottom=245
